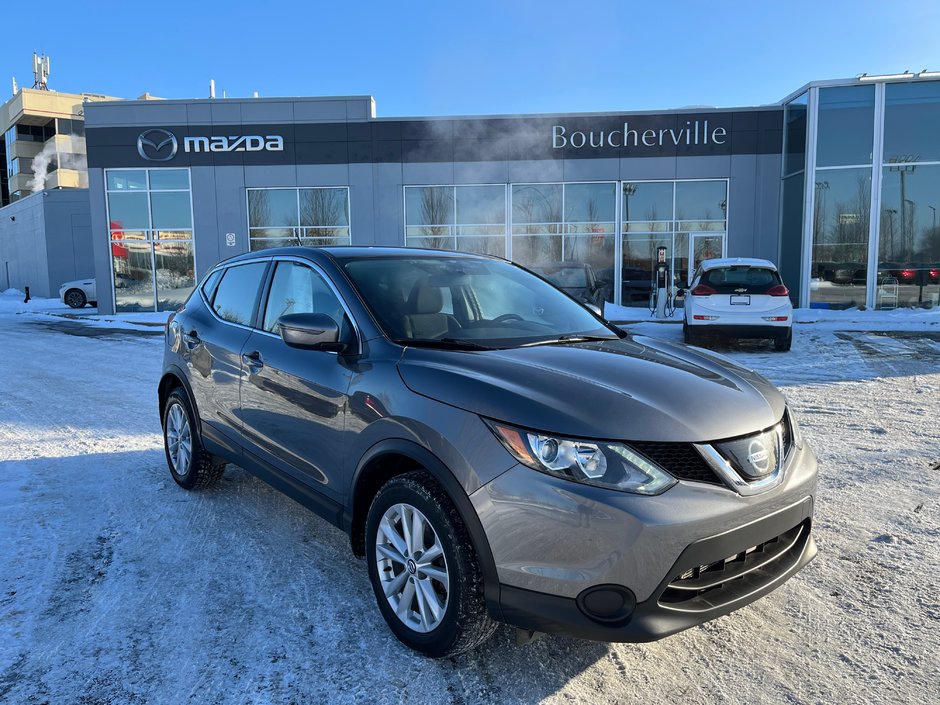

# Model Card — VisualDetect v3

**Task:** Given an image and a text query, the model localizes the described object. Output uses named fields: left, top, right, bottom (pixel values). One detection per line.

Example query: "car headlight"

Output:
left=485, top=420, right=677, bottom=495
left=786, top=406, right=804, bottom=449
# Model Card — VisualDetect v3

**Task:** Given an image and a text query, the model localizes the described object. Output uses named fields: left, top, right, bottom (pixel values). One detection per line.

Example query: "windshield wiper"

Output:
left=521, top=334, right=619, bottom=347
left=393, top=337, right=493, bottom=350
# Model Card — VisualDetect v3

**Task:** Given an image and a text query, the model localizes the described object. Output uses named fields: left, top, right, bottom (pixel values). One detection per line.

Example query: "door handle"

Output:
left=242, top=351, right=264, bottom=369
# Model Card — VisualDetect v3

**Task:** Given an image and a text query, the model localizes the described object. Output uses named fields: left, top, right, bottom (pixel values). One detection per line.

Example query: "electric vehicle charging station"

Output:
left=651, top=246, right=676, bottom=319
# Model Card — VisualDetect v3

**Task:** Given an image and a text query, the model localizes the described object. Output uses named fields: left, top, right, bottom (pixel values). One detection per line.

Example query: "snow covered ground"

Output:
left=1, top=289, right=938, bottom=704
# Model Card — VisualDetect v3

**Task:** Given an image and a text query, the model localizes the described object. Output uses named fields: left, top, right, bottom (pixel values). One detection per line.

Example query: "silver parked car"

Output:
left=159, top=247, right=818, bottom=657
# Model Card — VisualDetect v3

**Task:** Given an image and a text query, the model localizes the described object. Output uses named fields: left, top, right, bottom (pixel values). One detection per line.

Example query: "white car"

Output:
left=59, top=278, right=97, bottom=309
left=681, top=258, right=793, bottom=351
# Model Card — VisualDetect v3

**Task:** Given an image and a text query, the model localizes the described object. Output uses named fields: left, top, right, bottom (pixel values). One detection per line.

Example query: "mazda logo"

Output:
left=137, top=129, right=178, bottom=162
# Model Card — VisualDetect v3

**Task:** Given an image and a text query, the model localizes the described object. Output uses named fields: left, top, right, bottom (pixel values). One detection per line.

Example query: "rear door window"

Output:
left=701, top=267, right=781, bottom=294
left=211, top=262, right=268, bottom=326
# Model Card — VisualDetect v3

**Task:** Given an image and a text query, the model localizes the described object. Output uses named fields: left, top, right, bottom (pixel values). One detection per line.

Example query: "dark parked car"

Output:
left=160, top=247, right=818, bottom=657
left=530, top=261, right=609, bottom=307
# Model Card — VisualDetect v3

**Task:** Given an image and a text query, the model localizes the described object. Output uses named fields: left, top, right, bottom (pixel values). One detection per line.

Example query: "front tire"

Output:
left=64, top=289, right=86, bottom=308
left=162, top=387, right=226, bottom=490
left=365, top=471, right=497, bottom=657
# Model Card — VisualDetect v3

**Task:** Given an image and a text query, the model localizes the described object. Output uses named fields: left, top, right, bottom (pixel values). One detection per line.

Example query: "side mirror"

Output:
left=585, top=303, right=603, bottom=317
left=278, top=313, right=345, bottom=352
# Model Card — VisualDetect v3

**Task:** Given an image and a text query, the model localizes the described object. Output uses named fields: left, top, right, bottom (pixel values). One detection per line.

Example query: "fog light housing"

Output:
left=576, top=584, right=637, bottom=624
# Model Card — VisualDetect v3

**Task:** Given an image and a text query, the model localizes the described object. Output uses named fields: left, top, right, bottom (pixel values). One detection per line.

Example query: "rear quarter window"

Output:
left=702, top=267, right=781, bottom=294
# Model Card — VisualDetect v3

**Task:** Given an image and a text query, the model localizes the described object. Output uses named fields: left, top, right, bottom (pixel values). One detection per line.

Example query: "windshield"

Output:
left=531, top=265, right=588, bottom=288
left=341, top=256, right=619, bottom=348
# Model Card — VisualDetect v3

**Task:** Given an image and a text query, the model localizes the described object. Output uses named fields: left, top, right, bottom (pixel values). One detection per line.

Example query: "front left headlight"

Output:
left=486, top=420, right=677, bottom=495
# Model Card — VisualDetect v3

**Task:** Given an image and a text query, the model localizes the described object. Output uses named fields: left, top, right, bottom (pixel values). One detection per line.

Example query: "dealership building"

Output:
left=82, top=73, right=940, bottom=314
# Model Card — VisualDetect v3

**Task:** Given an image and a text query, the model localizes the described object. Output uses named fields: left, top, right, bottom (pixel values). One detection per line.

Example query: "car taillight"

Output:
left=763, top=316, right=789, bottom=321
left=930, top=269, right=939, bottom=278
left=693, top=315, right=719, bottom=320
left=900, top=269, right=915, bottom=280
left=691, top=284, right=717, bottom=296
left=766, top=285, right=790, bottom=297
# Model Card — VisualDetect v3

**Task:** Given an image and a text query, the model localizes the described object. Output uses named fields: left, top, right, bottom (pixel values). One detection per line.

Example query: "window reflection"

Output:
left=621, top=180, right=727, bottom=305
left=878, top=163, right=940, bottom=308
left=816, top=85, right=875, bottom=167
left=248, top=187, right=352, bottom=251
left=809, top=168, right=870, bottom=309
left=105, top=168, right=195, bottom=312
left=884, top=81, right=940, bottom=164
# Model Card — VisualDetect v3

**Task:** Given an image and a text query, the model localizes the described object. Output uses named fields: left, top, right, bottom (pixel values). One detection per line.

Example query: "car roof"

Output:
left=700, top=257, right=778, bottom=272
left=218, top=246, right=497, bottom=266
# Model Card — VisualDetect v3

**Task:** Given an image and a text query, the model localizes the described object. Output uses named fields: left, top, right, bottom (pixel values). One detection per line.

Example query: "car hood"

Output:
left=397, top=336, right=785, bottom=442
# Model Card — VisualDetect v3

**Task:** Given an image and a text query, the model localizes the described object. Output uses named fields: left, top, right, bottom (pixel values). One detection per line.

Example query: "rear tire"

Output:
left=683, top=320, right=695, bottom=345
left=162, top=387, right=226, bottom=490
left=365, top=471, right=497, bottom=657
left=774, top=329, right=792, bottom=352
left=64, top=289, right=86, bottom=308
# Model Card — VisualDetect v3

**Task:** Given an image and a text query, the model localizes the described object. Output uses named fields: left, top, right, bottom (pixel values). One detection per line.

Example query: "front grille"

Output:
left=659, top=520, right=809, bottom=611
left=630, top=441, right=722, bottom=485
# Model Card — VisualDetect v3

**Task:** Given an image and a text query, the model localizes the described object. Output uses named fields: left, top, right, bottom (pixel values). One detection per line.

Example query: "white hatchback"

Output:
left=681, top=258, right=793, bottom=351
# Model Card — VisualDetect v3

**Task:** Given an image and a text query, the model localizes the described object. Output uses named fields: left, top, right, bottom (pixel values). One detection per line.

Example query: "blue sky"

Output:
left=4, top=0, right=939, bottom=116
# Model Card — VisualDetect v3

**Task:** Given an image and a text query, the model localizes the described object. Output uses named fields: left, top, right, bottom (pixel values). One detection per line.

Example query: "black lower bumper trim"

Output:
left=497, top=497, right=817, bottom=642
left=690, top=324, right=789, bottom=339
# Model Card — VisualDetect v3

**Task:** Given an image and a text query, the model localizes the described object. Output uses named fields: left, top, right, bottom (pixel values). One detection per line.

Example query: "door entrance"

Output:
left=689, top=232, right=726, bottom=285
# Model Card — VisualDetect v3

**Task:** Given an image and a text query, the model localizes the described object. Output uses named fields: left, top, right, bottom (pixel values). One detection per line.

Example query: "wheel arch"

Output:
left=158, top=365, right=197, bottom=425
left=346, top=439, right=503, bottom=621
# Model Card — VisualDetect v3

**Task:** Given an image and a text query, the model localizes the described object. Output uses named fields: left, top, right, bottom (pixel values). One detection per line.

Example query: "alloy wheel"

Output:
left=165, top=402, right=192, bottom=477
left=375, top=502, right=450, bottom=633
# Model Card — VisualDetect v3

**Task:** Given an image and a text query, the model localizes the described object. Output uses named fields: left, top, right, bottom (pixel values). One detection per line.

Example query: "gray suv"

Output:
left=159, top=247, right=818, bottom=657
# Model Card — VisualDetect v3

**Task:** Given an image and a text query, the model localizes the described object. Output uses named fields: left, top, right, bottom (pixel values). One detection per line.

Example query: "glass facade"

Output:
left=798, top=77, right=940, bottom=310
left=105, top=168, right=195, bottom=312
left=622, top=180, right=727, bottom=306
left=248, top=187, right=350, bottom=250
left=404, top=185, right=506, bottom=256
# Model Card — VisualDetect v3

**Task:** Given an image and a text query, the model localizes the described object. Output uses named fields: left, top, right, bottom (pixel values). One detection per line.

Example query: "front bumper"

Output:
left=472, top=442, right=818, bottom=641
left=497, top=497, right=816, bottom=642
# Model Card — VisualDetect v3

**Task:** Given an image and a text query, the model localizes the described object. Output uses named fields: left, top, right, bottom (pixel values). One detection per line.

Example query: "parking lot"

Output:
left=1, top=300, right=938, bottom=704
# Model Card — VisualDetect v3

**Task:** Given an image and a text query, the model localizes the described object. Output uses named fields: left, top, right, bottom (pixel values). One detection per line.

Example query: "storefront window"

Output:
left=248, top=187, right=351, bottom=249
left=784, top=93, right=808, bottom=177
left=884, top=81, right=940, bottom=164
left=106, top=168, right=195, bottom=312
left=621, top=180, right=727, bottom=305
left=808, top=168, right=871, bottom=309
left=878, top=163, right=940, bottom=308
left=816, top=85, right=875, bottom=167
left=405, top=185, right=505, bottom=256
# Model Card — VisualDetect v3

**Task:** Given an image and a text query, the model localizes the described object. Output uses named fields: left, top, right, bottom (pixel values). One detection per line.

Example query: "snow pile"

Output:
left=0, top=288, right=69, bottom=314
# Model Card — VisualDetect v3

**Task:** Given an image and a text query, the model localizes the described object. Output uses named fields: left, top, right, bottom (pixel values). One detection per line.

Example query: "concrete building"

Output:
left=0, top=83, right=121, bottom=297
left=0, top=189, right=93, bottom=296
left=2, top=87, right=119, bottom=205
left=74, top=73, right=939, bottom=314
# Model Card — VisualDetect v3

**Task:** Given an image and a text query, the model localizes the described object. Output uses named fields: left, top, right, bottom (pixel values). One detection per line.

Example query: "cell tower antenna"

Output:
left=32, top=52, right=50, bottom=90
